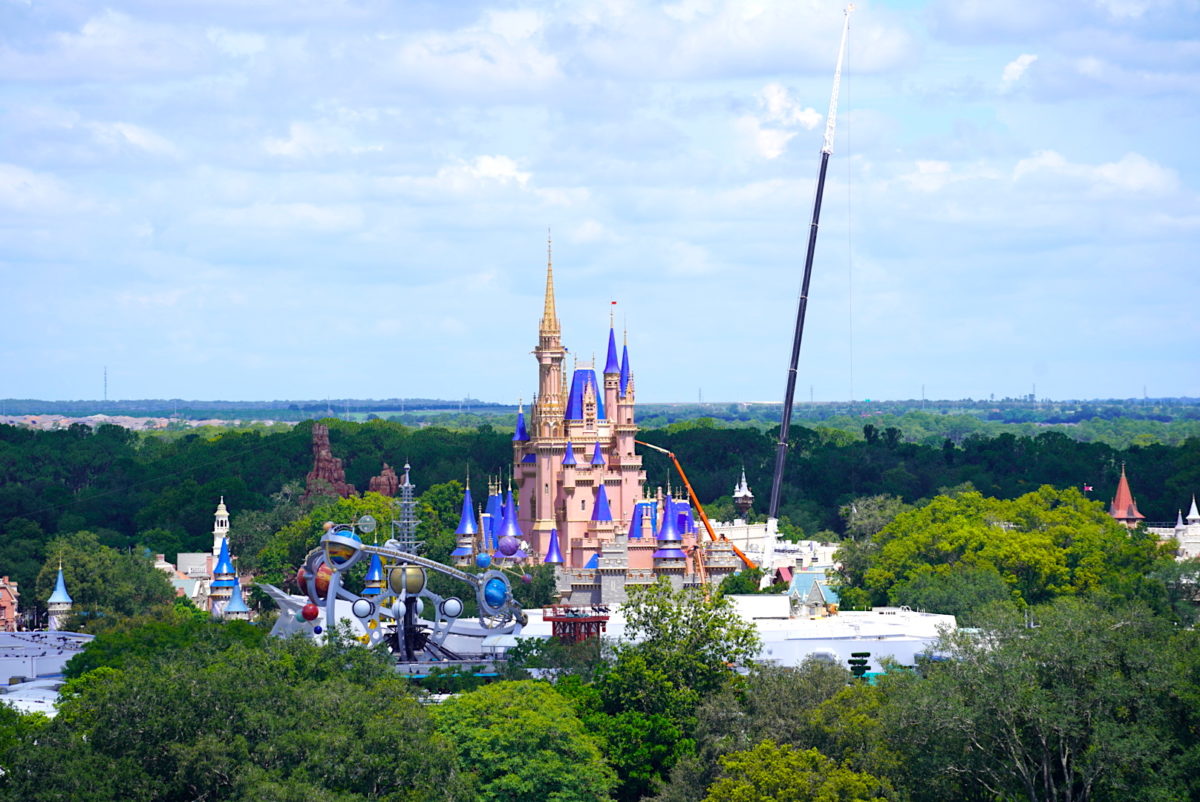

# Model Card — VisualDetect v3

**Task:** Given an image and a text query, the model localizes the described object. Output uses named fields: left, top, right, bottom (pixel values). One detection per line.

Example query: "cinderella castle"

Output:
left=450, top=246, right=776, bottom=604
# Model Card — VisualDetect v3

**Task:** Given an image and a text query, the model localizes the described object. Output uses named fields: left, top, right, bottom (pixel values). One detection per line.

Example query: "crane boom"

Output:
left=636, top=440, right=757, bottom=571
left=767, top=5, right=854, bottom=520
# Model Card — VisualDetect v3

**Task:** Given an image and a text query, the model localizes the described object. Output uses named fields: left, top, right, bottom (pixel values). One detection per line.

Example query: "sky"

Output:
left=1, top=0, right=1197, bottom=404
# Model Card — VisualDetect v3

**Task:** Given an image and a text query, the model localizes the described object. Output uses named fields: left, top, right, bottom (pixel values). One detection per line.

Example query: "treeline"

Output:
left=2, top=418, right=1197, bottom=604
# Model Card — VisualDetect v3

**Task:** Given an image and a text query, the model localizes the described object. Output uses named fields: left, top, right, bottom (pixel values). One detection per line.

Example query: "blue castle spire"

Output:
left=591, top=441, right=606, bottom=465
left=513, top=401, right=530, bottom=442
left=591, top=484, right=613, bottom=522
left=47, top=566, right=72, bottom=604
left=210, top=537, right=237, bottom=588
left=361, top=553, right=386, bottom=593
left=619, top=337, right=631, bottom=398
left=455, top=483, right=477, bottom=536
left=497, top=488, right=523, bottom=540
left=224, top=577, right=250, bottom=614
left=562, top=441, right=577, bottom=466
left=544, top=527, right=564, bottom=564
left=653, top=494, right=687, bottom=559
left=484, top=483, right=504, bottom=550
left=604, top=324, right=620, bottom=374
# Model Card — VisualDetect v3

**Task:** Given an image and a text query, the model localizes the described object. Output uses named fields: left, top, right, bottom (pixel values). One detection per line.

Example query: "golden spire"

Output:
left=540, top=229, right=560, bottom=335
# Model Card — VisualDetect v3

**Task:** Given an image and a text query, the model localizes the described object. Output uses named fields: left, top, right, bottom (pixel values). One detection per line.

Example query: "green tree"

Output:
left=704, top=741, right=892, bottom=802
left=432, top=680, right=615, bottom=802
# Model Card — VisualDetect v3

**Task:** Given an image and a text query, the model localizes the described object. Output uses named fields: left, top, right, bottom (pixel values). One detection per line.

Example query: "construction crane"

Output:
left=636, top=440, right=757, bottom=572
left=768, top=4, right=854, bottom=521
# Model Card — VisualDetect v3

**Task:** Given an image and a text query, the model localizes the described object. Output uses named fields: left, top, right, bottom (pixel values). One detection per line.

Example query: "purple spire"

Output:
left=591, top=441, right=606, bottom=465
left=211, top=537, right=236, bottom=587
left=592, top=484, right=613, bottom=522
left=565, top=368, right=606, bottom=420
left=497, top=489, right=523, bottom=539
left=484, top=487, right=504, bottom=549
left=455, top=484, right=477, bottom=536
left=627, top=503, right=644, bottom=538
left=562, top=441, right=577, bottom=466
left=544, top=528, right=564, bottom=564
left=513, top=402, right=529, bottom=442
left=619, top=342, right=631, bottom=397
left=604, top=326, right=620, bottom=374
left=656, top=496, right=679, bottom=541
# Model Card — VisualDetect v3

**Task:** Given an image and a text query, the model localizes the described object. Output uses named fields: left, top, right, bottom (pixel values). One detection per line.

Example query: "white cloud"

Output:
left=436, top=155, right=531, bottom=191
left=206, top=28, right=267, bottom=58
left=1001, top=53, right=1038, bottom=89
left=1014, top=150, right=1179, bottom=196
left=735, top=83, right=822, bottom=159
left=264, top=122, right=382, bottom=159
left=0, top=163, right=82, bottom=213
left=88, top=121, right=179, bottom=157
left=195, top=202, right=364, bottom=232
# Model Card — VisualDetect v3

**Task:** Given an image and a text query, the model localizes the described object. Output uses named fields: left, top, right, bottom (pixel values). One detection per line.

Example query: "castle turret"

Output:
left=450, top=480, right=478, bottom=566
left=603, top=318, right=620, bottom=417
left=733, top=469, right=754, bottom=520
left=46, top=563, right=73, bottom=631
left=652, top=495, right=688, bottom=586
left=362, top=553, right=386, bottom=596
left=224, top=576, right=251, bottom=621
left=212, top=496, right=230, bottom=556
left=1109, top=465, right=1145, bottom=527
left=209, top=537, right=237, bottom=617
left=1188, top=495, right=1200, bottom=525
left=544, top=527, right=564, bottom=564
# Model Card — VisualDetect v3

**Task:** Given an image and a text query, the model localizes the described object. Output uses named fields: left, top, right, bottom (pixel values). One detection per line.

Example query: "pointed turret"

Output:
left=211, top=537, right=236, bottom=585
left=496, top=488, right=524, bottom=541
left=513, top=401, right=530, bottom=442
left=1188, top=495, right=1200, bottom=524
left=591, top=441, right=606, bottom=466
left=562, top=441, right=577, bottom=466
left=653, top=495, right=687, bottom=560
left=362, top=552, right=386, bottom=594
left=223, top=577, right=251, bottom=620
left=484, top=482, right=504, bottom=550
left=619, top=334, right=632, bottom=398
left=455, top=483, right=477, bottom=536
left=46, top=564, right=72, bottom=631
left=212, top=496, right=230, bottom=556
left=733, top=468, right=754, bottom=519
left=540, top=234, right=560, bottom=336
left=592, top=484, right=613, bottom=522
left=604, top=324, right=620, bottom=375
left=1177, top=509, right=1186, bottom=529
left=544, top=527, right=564, bottom=564
left=1109, top=465, right=1145, bottom=525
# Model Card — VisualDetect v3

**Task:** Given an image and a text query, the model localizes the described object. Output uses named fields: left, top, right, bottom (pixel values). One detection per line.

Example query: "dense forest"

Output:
left=2, top=416, right=1198, bottom=617
left=1, top=414, right=1199, bottom=800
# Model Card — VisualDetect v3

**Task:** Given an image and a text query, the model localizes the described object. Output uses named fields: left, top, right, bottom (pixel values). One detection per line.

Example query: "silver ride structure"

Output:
left=260, top=522, right=526, bottom=664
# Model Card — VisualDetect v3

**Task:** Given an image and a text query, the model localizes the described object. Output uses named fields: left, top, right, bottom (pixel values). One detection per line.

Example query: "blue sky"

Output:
left=1, top=0, right=1196, bottom=403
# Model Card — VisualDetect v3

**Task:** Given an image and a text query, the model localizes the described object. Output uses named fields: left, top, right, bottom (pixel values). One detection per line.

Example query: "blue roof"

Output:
left=592, top=484, right=613, bottom=522
left=789, top=571, right=825, bottom=598
left=455, top=485, right=477, bottom=536
left=47, top=568, right=72, bottom=604
left=484, top=491, right=503, bottom=549
left=652, top=547, right=687, bottom=560
left=363, top=553, right=384, bottom=582
left=583, top=552, right=599, bottom=570
left=562, top=441, right=577, bottom=466
left=628, top=501, right=657, bottom=538
left=591, top=441, right=605, bottom=465
left=513, top=406, right=529, bottom=441
left=496, top=490, right=523, bottom=539
left=627, top=503, right=644, bottom=538
left=675, top=501, right=696, bottom=534
left=224, top=577, right=250, bottom=614
left=619, top=343, right=631, bottom=397
left=657, top=496, right=680, bottom=541
left=521, top=453, right=536, bottom=463
left=544, top=528, right=564, bottom=564
left=604, top=326, right=620, bottom=374
left=213, top=537, right=235, bottom=576
left=450, top=544, right=474, bottom=557
left=564, top=369, right=605, bottom=420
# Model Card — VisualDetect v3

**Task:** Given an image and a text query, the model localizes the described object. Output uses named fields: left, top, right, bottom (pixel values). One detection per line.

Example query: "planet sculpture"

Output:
left=484, top=577, right=507, bottom=608
left=475, top=553, right=492, bottom=569
left=301, top=603, right=319, bottom=621
left=497, top=535, right=519, bottom=557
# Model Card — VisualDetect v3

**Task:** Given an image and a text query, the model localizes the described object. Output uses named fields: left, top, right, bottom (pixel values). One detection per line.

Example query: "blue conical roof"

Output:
left=544, top=528, right=564, bottom=564
left=485, top=489, right=504, bottom=550
left=619, top=342, right=631, bottom=397
left=592, top=484, right=613, bottom=522
left=513, top=404, right=530, bottom=442
left=657, top=496, right=680, bottom=541
left=497, top=489, right=523, bottom=539
left=604, top=326, right=620, bottom=374
left=583, top=552, right=600, bottom=570
left=627, top=503, right=644, bottom=538
left=47, top=567, right=72, bottom=604
left=362, top=553, right=385, bottom=593
left=224, top=577, right=250, bottom=614
left=591, top=441, right=605, bottom=466
left=562, top=441, right=577, bottom=466
left=211, top=537, right=237, bottom=587
left=455, top=485, right=477, bottom=535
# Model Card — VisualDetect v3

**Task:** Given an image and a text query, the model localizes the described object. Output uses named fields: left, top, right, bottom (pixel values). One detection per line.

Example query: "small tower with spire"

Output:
left=46, top=562, right=73, bottom=631
left=652, top=495, right=688, bottom=589
left=451, top=478, right=478, bottom=567
left=223, top=577, right=252, bottom=621
left=733, top=469, right=755, bottom=520
left=212, top=496, right=230, bottom=556
left=1109, top=465, right=1146, bottom=527
left=209, top=537, right=237, bottom=617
